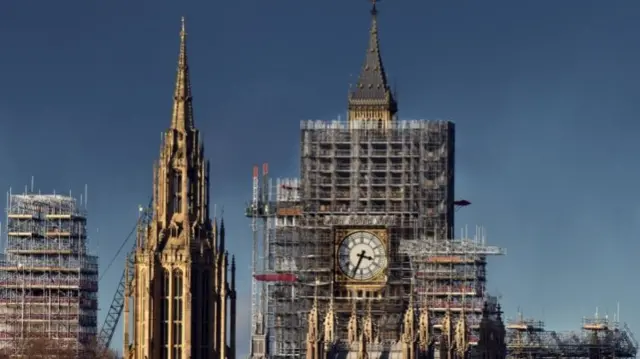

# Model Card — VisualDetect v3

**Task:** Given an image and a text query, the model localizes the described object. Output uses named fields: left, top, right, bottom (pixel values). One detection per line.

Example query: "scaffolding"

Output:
left=298, top=119, right=456, bottom=350
left=0, top=193, right=98, bottom=358
left=505, top=313, right=638, bottom=358
left=248, top=119, right=459, bottom=359
left=398, top=231, right=506, bottom=351
left=246, top=163, right=302, bottom=358
left=299, top=119, right=455, bottom=241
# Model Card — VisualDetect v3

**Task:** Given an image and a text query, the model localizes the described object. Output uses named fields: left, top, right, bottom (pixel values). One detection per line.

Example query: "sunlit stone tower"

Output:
left=123, top=18, right=237, bottom=359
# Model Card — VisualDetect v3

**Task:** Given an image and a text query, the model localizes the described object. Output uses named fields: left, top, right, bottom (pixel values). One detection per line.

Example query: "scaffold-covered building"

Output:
left=0, top=193, right=98, bottom=357
left=245, top=1, right=509, bottom=358
left=399, top=232, right=506, bottom=353
left=505, top=314, right=637, bottom=359
left=247, top=165, right=510, bottom=359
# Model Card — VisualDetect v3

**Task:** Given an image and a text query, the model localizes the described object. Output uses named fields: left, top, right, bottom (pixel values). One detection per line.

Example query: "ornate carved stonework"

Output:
left=122, top=17, right=237, bottom=359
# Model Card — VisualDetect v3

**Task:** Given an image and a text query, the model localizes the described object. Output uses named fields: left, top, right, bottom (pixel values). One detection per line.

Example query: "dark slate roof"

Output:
left=349, top=3, right=397, bottom=109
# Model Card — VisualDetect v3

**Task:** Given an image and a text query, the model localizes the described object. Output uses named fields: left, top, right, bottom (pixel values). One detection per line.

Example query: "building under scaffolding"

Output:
left=505, top=314, right=638, bottom=359
left=245, top=1, right=500, bottom=357
left=245, top=164, right=302, bottom=358
left=0, top=193, right=98, bottom=357
left=247, top=173, right=510, bottom=359
left=399, top=233, right=506, bottom=353
left=242, top=1, right=636, bottom=358
left=247, top=118, right=471, bottom=359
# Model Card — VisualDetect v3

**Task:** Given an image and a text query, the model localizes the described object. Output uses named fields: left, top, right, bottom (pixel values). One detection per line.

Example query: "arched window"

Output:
left=172, top=269, right=183, bottom=359
left=173, top=172, right=182, bottom=213
left=160, top=269, right=170, bottom=359
left=377, top=119, right=383, bottom=130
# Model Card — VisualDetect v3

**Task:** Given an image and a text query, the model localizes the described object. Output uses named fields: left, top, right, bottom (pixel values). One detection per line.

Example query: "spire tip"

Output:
left=179, top=16, right=187, bottom=40
left=170, top=14, right=193, bottom=130
left=370, top=0, right=379, bottom=15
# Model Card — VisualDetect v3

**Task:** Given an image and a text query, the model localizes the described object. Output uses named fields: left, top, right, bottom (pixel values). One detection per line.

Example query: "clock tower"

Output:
left=296, top=0, right=456, bottom=358
left=251, top=2, right=507, bottom=359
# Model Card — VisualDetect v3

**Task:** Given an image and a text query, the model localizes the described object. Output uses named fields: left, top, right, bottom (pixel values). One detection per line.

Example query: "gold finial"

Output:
left=181, top=16, right=187, bottom=37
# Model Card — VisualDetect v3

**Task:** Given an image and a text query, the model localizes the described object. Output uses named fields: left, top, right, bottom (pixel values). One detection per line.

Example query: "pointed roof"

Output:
left=170, top=17, right=195, bottom=131
left=219, top=216, right=226, bottom=252
left=349, top=0, right=397, bottom=111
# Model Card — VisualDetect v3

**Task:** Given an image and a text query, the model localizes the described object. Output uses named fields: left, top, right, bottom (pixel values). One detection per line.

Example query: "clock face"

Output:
left=337, top=231, right=387, bottom=281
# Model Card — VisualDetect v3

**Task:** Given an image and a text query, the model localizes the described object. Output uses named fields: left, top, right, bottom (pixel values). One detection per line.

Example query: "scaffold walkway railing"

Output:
left=398, top=237, right=506, bottom=257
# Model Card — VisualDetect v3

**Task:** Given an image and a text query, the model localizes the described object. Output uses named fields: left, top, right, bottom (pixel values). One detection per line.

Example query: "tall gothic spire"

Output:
left=125, top=18, right=238, bottom=359
left=171, top=16, right=194, bottom=131
left=349, top=0, right=397, bottom=112
left=152, top=16, right=208, bottom=239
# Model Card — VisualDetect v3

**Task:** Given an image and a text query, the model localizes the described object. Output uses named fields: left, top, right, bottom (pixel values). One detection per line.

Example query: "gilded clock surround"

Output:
left=334, top=228, right=389, bottom=290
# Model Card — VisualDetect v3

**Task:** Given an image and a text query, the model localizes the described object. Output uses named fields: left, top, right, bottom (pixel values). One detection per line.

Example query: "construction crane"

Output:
left=245, top=164, right=270, bottom=335
left=97, top=199, right=152, bottom=349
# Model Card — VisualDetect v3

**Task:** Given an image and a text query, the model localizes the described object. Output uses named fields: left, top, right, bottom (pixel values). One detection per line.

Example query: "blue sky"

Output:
left=2, top=0, right=640, bottom=356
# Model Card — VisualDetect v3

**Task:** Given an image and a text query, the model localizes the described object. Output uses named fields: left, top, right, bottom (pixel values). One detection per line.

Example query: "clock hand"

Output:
left=352, top=250, right=367, bottom=276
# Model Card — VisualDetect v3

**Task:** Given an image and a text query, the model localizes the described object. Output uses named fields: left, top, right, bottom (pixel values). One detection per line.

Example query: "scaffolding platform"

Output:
left=506, top=314, right=638, bottom=359
left=396, top=230, right=506, bottom=354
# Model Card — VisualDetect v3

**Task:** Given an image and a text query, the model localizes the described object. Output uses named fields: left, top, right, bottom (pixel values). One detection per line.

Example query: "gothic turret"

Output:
left=401, top=288, right=417, bottom=359
left=477, top=303, right=507, bottom=359
left=306, top=280, right=324, bottom=359
left=348, top=301, right=359, bottom=343
left=418, top=304, right=432, bottom=355
left=455, top=303, right=469, bottom=359
left=440, top=305, right=455, bottom=359
left=323, top=282, right=337, bottom=352
left=363, top=301, right=374, bottom=345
